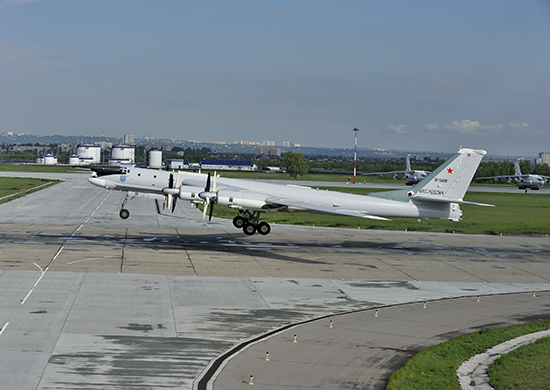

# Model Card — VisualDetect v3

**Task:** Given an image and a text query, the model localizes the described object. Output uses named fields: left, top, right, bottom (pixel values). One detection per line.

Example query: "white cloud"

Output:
left=422, top=123, right=441, bottom=131
left=422, top=120, right=503, bottom=136
left=388, top=124, right=408, bottom=134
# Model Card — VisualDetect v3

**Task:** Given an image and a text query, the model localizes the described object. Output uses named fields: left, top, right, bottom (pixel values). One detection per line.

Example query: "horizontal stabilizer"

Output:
left=411, top=196, right=494, bottom=207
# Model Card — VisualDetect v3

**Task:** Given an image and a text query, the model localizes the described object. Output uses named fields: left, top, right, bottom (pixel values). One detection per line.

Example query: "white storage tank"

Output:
left=148, top=150, right=163, bottom=168
left=111, top=145, right=135, bottom=163
left=69, top=155, right=80, bottom=166
left=36, top=156, right=44, bottom=165
left=109, top=158, right=132, bottom=166
left=43, top=154, right=57, bottom=165
left=77, top=144, right=101, bottom=164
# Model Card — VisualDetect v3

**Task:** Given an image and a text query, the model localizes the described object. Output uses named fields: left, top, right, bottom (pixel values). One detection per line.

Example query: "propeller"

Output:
left=200, top=172, right=217, bottom=221
left=162, top=171, right=180, bottom=213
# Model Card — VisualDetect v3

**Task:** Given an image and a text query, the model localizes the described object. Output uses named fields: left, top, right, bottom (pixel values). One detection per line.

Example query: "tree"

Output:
left=282, top=151, right=308, bottom=178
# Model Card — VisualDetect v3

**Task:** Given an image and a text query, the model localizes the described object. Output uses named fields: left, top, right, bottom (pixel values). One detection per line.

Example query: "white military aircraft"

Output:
left=88, top=148, right=492, bottom=236
left=362, top=154, right=430, bottom=185
left=476, top=159, right=550, bottom=192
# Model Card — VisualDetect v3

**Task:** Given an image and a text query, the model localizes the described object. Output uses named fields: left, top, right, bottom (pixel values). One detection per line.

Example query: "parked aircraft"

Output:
left=475, top=159, right=550, bottom=192
left=362, top=154, right=430, bottom=185
left=88, top=148, right=492, bottom=235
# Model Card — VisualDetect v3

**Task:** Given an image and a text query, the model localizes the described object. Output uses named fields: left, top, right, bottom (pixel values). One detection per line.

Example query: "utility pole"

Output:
left=352, top=128, right=359, bottom=184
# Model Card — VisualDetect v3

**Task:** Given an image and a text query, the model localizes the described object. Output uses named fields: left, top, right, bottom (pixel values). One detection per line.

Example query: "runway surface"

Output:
left=0, top=171, right=549, bottom=389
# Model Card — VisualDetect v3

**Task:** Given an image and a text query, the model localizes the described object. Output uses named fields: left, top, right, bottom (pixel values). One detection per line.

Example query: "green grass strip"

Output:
left=0, top=177, right=58, bottom=203
left=386, top=321, right=550, bottom=390
left=488, top=336, right=550, bottom=390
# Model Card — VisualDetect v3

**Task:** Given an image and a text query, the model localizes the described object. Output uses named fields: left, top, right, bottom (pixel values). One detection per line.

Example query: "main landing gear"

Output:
left=233, top=210, right=271, bottom=236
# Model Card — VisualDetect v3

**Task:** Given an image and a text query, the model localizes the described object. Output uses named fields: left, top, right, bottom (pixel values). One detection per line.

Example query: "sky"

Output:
left=0, top=0, right=549, bottom=156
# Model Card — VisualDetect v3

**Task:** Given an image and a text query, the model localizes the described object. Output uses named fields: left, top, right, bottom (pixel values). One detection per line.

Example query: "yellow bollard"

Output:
left=453, top=231, right=455, bottom=235
left=266, top=352, right=270, bottom=361
left=329, top=320, right=333, bottom=328
left=249, top=375, right=254, bottom=385
left=405, top=229, right=407, bottom=233
left=533, top=291, right=536, bottom=298
left=423, top=301, right=427, bottom=309
left=375, top=309, right=378, bottom=318
left=500, top=233, right=502, bottom=237
left=312, top=224, right=315, bottom=229
left=293, top=334, right=297, bottom=343
left=477, top=296, right=480, bottom=302
left=358, top=226, right=360, bottom=231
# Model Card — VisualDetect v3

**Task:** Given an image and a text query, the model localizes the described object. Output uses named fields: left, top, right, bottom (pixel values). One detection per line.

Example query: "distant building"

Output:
left=283, top=141, right=301, bottom=148
left=255, top=147, right=281, bottom=157
left=262, top=141, right=275, bottom=146
left=201, top=159, right=257, bottom=171
left=123, top=134, right=134, bottom=145
left=539, top=152, right=550, bottom=167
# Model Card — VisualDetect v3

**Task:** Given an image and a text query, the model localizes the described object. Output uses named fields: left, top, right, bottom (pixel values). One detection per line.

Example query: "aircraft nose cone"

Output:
left=88, top=176, right=106, bottom=188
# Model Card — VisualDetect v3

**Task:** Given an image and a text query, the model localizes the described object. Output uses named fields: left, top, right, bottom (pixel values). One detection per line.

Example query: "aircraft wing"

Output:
left=476, top=175, right=521, bottom=180
left=264, top=196, right=391, bottom=220
left=362, top=170, right=407, bottom=176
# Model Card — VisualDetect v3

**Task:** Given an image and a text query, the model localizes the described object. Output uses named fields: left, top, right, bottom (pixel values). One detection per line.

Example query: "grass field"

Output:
left=386, top=321, right=550, bottom=390
left=488, top=336, right=550, bottom=390
left=0, top=177, right=58, bottom=202
left=0, top=163, right=88, bottom=174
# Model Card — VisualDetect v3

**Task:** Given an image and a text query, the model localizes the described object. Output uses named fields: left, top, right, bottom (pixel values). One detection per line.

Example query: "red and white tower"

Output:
left=352, top=127, right=359, bottom=184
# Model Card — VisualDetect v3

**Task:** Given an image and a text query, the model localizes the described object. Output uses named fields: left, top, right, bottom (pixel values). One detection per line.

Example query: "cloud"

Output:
left=388, top=124, right=408, bottom=134
left=422, top=123, right=441, bottom=131
left=422, top=120, right=503, bottom=136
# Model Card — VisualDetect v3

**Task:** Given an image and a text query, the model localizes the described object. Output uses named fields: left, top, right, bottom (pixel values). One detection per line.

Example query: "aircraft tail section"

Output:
left=405, top=154, right=412, bottom=171
left=408, top=148, right=490, bottom=204
left=514, top=159, right=522, bottom=176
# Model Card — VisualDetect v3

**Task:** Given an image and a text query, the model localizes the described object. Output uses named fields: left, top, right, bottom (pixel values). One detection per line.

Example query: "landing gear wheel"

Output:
left=257, top=222, right=271, bottom=235
left=233, top=216, right=246, bottom=229
left=243, top=223, right=256, bottom=236
left=119, top=209, right=130, bottom=219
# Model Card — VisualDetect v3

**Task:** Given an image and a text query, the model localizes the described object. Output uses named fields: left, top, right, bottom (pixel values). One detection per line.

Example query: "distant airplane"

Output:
left=88, top=148, right=492, bottom=236
left=362, top=154, right=430, bottom=185
left=476, top=159, right=550, bottom=192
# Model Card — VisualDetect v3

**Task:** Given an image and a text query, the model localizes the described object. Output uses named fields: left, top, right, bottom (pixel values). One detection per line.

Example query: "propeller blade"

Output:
left=171, top=197, right=177, bottom=213
left=167, top=193, right=173, bottom=211
left=205, top=173, right=211, bottom=192
left=209, top=202, right=214, bottom=221
left=169, top=173, right=174, bottom=188
left=202, top=198, right=210, bottom=220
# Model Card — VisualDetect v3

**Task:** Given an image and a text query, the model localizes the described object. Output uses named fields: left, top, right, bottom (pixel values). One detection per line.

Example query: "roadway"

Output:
left=0, top=171, right=549, bottom=389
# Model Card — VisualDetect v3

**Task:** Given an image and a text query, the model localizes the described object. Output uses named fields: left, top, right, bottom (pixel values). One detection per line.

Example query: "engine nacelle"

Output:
left=177, top=188, right=203, bottom=203
left=215, top=190, right=270, bottom=211
left=403, top=173, right=411, bottom=181
left=393, top=174, right=400, bottom=180
left=507, top=177, right=515, bottom=184
left=546, top=178, right=550, bottom=185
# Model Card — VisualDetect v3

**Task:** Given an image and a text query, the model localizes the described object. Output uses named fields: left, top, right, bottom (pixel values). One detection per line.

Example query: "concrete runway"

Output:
left=0, top=172, right=549, bottom=389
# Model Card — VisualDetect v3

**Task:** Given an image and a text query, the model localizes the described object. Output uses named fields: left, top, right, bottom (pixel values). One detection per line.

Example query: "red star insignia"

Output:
left=447, top=167, right=453, bottom=174
left=467, top=153, right=471, bottom=157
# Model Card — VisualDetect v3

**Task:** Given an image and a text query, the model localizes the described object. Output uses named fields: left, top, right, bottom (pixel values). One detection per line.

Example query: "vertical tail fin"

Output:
left=514, top=159, right=522, bottom=176
left=405, top=154, right=412, bottom=171
left=409, top=148, right=487, bottom=202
